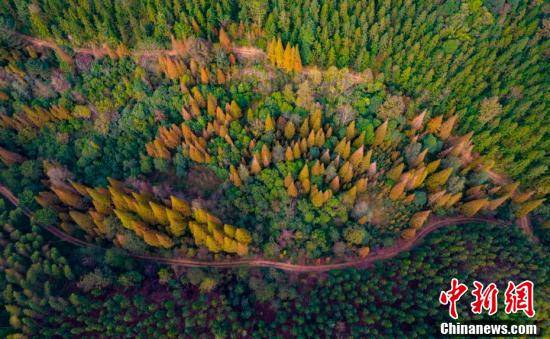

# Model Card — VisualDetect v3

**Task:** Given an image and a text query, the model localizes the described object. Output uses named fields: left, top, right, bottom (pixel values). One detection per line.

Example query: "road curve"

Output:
left=1, top=184, right=507, bottom=272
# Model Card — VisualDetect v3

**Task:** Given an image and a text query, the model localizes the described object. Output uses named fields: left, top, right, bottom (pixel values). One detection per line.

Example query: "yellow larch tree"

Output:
left=284, top=121, right=296, bottom=139
left=426, top=167, right=453, bottom=191
left=461, top=199, right=489, bottom=217
left=373, top=120, right=388, bottom=146
left=516, top=199, right=545, bottom=217
left=410, top=210, right=431, bottom=229
left=438, top=115, right=457, bottom=140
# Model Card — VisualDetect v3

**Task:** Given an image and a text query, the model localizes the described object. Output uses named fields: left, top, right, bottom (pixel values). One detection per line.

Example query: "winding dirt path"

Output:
left=0, top=184, right=508, bottom=272
left=6, top=29, right=265, bottom=60
left=8, top=30, right=369, bottom=84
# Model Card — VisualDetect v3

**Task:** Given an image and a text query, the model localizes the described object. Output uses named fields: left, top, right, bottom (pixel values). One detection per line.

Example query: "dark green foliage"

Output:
left=1, top=196, right=547, bottom=337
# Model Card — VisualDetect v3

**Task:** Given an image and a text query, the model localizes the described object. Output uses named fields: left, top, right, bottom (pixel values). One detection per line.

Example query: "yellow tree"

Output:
left=426, top=115, right=443, bottom=134
left=51, top=185, right=84, bottom=209
left=298, top=164, right=309, bottom=182
left=205, top=236, right=222, bottom=253
left=410, top=110, right=427, bottom=131
left=236, top=242, right=249, bottom=256
left=311, top=189, right=326, bottom=207
left=353, top=131, right=366, bottom=148
left=346, top=121, right=356, bottom=139
left=260, top=144, right=271, bottom=167
left=342, top=186, right=357, bottom=206
left=223, top=236, right=238, bottom=253
left=389, top=180, right=407, bottom=200
left=502, top=182, right=520, bottom=195
left=284, top=174, right=293, bottom=188
left=230, top=164, right=243, bottom=187
left=373, top=120, right=388, bottom=146
left=356, top=178, right=368, bottom=193
left=283, top=43, right=294, bottom=72
left=314, top=129, right=326, bottom=147
left=285, top=146, right=294, bottom=161
left=69, top=211, right=95, bottom=234
left=338, top=162, right=354, bottom=183
left=512, top=191, right=534, bottom=204
left=293, top=46, right=302, bottom=72
left=171, top=196, right=192, bottom=216
left=334, top=139, right=350, bottom=159
left=230, top=100, right=242, bottom=119
left=235, top=228, right=252, bottom=244
left=267, top=38, right=277, bottom=64
left=287, top=181, right=298, bottom=198
left=155, top=233, right=174, bottom=249
left=219, top=27, right=232, bottom=51
left=445, top=192, right=463, bottom=208
left=349, top=146, right=364, bottom=169
left=224, top=224, right=236, bottom=237
left=250, top=155, right=262, bottom=174
left=387, top=163, right=405, bottom=181
left=292, top=142, right=301, bottom=159
left=265, top=114, right=275, bottom=132
left=150, top=202, right=169, bottom=225
left=330, top=176, right=341, bottom=192
left=461, top=199, right=489, bottom=217
left=487, top=194, right=509, bottom=211
left=426, top=159, right=441, bottom=173
left=134, top=201, right=157, bottom=225
left=300, top=118, right=310, bottom=137
left=516, top=199, right=545, bottom=217
left=426, top=167, right=453, bottom=191
left=310, top=109, right=322, bottom=131
left=89, top=211, right=107, bottom=234
left=438, top=115, right=457, bottom=140
left=275, top=38, right=284, bottom=68
left=410, top=210, right=431, bottom=229
left=86, top=187, right=112, bottom=214
left=166, top=208, right=185, bottom=236
left=284, top=121, right=296, bottom=139
left=200, top=67, right=209, bottom=84
left=216, top=69, right=226, bottom=84
left=189, top=221, right=208, bottom=245
left=207, top=94, right=217, bottom=116
left=114, top=209, right=140, bottom=230
left=360, top=149, right=373, bottom=173
left=311, top=160, right=324, bottom=176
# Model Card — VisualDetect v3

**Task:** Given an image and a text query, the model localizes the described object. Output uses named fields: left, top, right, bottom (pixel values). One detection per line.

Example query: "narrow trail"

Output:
left=1, top=184, right=508, bottom=272
left=7, top=30, right=266, bottom=60
left=8, top=30, right=366, bottom=83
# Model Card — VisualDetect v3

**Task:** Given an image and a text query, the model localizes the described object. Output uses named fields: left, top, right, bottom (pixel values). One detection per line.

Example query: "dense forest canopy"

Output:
left=2, top=0, right=548, bottom=193
left=0, top=200, right=547, bottom=337
left=0, top=0, right=547, bottom=337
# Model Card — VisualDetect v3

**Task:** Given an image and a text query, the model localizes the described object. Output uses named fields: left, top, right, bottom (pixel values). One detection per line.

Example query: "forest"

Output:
left=0, top=0, right=547, bottom=337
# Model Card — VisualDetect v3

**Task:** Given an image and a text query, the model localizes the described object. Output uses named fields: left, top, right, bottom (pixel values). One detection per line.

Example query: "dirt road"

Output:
left=0, top=184, right=507, bottom=272
left=8, top=30, right=265, bottom=59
